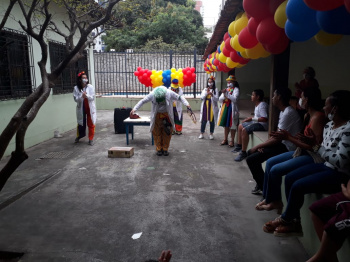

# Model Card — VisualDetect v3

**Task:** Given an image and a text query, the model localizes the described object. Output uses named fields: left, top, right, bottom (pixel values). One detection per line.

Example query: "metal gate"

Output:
left=94, top=49, right=209, bottom=98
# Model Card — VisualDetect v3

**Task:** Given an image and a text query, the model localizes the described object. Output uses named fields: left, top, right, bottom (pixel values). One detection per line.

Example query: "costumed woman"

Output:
left=169, top=79, right=184, bottom=135
left=217, top=75, right=240, bottom=147
left=130, top=86, right=191, bottom=156
left=199, top=76, right=219, bottom=140
left=73, top=71, right=96, bottom=146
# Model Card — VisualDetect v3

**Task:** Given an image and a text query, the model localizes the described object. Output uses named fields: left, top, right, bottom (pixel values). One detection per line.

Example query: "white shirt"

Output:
left=278, top=106, right=302, bottom=151
left=254, top=101, right=269, bottom=130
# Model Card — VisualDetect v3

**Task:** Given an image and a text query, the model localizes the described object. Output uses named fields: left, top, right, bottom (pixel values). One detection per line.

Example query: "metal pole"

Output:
left=193, top=48, right=197, bottom=98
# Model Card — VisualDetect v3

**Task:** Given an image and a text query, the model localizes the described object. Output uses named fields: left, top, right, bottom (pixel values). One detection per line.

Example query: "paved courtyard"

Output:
left=0, top=110, right=309, bottom=262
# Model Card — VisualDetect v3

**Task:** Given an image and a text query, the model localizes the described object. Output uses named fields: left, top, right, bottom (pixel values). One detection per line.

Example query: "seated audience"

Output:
left=295, top=66, right=319, bottom=99
left=246, top=87, right=302, bottom=195
left=256, top=87, right=326, bottom=213
left=233, top=89, right=269, bottom=162
left=263, top=90, right=350, bottom=237
left=307, top=179, right=350, bottom=262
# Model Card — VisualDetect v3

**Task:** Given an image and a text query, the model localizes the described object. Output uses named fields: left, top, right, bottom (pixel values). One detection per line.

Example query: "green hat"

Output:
left=154, top=86, right=167, bottom=102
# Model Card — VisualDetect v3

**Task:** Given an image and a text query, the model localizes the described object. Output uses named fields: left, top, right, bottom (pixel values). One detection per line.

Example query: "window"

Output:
left=49, top=41, right=88, bottom=94
left=0, top=28, right=35, bottom=100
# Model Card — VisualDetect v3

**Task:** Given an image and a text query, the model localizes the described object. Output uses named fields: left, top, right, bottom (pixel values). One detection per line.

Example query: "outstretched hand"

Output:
left=158, top=250, right=172, bottom=262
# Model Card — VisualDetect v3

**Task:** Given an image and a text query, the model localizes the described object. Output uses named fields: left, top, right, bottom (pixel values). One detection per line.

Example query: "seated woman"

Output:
left=307, top=179, right=350, bottom=262
left=256, top=87, right=325, bottom=213
left=263, top=90, right=350, bottom=236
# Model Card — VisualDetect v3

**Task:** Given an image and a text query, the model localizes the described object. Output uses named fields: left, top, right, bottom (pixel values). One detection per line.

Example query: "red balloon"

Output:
left=230, top=50, right=250, bottom=65
left=137, top=67, right=142, bottom=71
left=345, top=0, right=350, bottom=13
left=303, top=0, right=343, bottom=11
left=134, top=71, right=139, bottom=76
left=224, top=37, right=235, bottom=52
left=243, top=0, right=274, bottom=20
left=224, top=32, right=230, bottom=40
left=263, top=33, right=289, bottom=54
left=190, top=67, right=195, bottom=73
left=247, top=17, right=260, bottom=36
left=222, top=47, right=231, bottom=57
left=238, top=27, right=259, bottom=49
left=256, top=17, right=284, bottom=45
left=213, top=59, right=219, bottom=66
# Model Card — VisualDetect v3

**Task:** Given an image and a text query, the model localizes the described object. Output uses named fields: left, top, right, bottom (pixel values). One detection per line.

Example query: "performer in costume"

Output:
left=199, top=76, right=219, bottom=140
left=169, top=79, right=184, bottom=135
left=218, top=75, right=240, bottom=147
left=130, top=86, right=191, bottom=156
left=73, top=71, right=96, bottom=146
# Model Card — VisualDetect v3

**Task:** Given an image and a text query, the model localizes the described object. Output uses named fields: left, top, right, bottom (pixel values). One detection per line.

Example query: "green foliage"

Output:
left=104, top=0, right=208, bottom=53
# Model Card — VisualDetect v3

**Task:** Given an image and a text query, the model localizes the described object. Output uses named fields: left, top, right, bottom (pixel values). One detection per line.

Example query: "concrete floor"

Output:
left=0, top=110, right=310, bottom=262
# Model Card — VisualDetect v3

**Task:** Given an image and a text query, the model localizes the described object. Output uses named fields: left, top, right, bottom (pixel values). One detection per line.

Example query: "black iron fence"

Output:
left=94, top=50, right=209, bottom=98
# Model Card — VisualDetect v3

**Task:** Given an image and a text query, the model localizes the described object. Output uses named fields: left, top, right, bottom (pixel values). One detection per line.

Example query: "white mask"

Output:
left=327, top=107, right=335, bottom=121
left=82, top=79, right=88, bottom=84
left=208, top=83, right=213, bottom=87
left=298, top=98, right=305, bottom=109
left=227, top=83, right=233, bottom=88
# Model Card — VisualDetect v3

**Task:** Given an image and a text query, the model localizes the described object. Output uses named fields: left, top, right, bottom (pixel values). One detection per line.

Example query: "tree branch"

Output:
left=0, top=0, right=18, bottom=31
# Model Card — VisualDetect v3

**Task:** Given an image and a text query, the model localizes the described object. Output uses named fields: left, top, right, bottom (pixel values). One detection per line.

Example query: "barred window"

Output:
left=49, top=41, right=88, bottom=95
left=0, top=28, right=35, bottom=100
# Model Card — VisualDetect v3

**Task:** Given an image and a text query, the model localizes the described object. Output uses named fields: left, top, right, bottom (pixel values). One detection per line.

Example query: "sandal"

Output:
left=255, top=199, right=266, bottom=210
left=274, top=220, right=303, bottom=237
left=220, top=140, right=228, bottom=145
left=228, top=141, right=234, bottom=147
left=255, top=201, right=283, bottom=214
left=263, top=216, right=286, bottom=234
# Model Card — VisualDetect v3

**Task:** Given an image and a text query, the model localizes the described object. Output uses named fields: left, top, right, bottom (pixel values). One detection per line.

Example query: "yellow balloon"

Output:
left=235, top=12, right=244, bottom=21
left=239, top=49, right=249, bottom=59
left=246, top=43, right=269, bottom=59
left=234, top=14, right=248, bottom=35
left=314, top=30, right=343, bottom=46
left=215, top=52, right=219, bottom=59
left=228, top=21, right=236, bottom=37
left=218, top=52, right=227, bottom=63
left=232, top=34, right=245, bottom=52
left=171, top=68, right=176, bottom=73
left=274, top=0, right=288, bottom=28
left=220, top=41, right=225, bottom=52
left=236, top=63, right=246, bottom=68
left=226, top=57, right=238, bottom=69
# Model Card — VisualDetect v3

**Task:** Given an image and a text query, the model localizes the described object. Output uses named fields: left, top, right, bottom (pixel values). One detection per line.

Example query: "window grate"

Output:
left=0, top=28, right=35, bottom=100
left=49, top=41, right=89, bottom=95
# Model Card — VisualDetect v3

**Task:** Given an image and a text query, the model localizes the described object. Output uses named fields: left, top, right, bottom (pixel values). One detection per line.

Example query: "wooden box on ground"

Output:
left=108, top=147, right=134, bottom=158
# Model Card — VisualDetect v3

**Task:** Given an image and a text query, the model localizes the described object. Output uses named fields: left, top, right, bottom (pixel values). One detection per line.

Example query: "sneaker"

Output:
left=198, top=134, right=204, bottom=139
left=209, top=134, right=214, bottom=140
left=176, top=131, right=182, bottom=135
left=234, top=151, right=247, bottom=162
left=251, top=185, right=263, bottom=195
left=231, top=145, right=242, bottom=153
left=163, top=150, right=169, bottom=156
left=74, top=138, right=80, bottom=143
left=88, top=140, right=94, bottom=146
left=156, top=150, right=163, bottom=156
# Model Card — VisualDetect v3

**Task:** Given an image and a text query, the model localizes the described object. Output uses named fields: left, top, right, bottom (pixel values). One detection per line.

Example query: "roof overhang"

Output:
left=202, top=0, right=243, bottom=60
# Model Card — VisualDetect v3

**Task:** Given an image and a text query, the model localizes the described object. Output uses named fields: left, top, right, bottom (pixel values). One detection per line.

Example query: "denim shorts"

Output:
left=242, top=122, right=265, bottom=134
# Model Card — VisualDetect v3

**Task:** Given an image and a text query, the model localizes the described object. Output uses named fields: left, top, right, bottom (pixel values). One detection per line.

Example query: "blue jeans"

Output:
left=201, top=120, right=215, bottom=133
left=281, top=163, right=346, bottom=221
left=263, top=151, right=314, bottom=203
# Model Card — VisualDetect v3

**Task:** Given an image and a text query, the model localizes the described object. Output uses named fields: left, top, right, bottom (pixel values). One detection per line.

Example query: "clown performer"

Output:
left=199, top=76, right=219, bottom=140
left=73, top=71, right=96, bottom=146
left=217, top=75, right=240, bottom=147
left=130, top=86, right=191, bottom=156
left=169, top=79, right=184, bottom=135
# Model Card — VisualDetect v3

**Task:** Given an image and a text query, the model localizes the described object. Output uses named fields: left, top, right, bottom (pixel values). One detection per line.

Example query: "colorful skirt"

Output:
left=173, top=106, right=183, bottom=132
left=202, top=96, right=214, bottom=122
left=218, top=99, right=232, bottom=127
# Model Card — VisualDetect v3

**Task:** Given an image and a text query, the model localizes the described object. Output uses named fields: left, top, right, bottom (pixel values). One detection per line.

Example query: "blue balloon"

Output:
left=285, top=19, right=320, bottom=42
left=286, top=0, right=317, bottom=24
left=317, top=6, right=350, bottom=35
